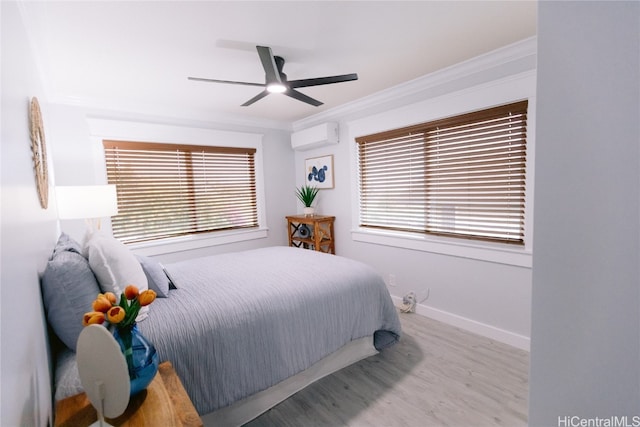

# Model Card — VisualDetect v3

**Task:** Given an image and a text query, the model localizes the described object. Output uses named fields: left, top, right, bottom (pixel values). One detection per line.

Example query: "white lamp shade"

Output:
left=56, top=185, right=119, bottom=219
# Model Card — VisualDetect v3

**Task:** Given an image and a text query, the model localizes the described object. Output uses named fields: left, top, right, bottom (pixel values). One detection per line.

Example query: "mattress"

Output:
left=55, top=246, right=401, bottom=416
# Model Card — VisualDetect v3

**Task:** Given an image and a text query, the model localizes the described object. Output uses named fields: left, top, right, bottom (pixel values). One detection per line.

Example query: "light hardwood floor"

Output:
left=246, top=311, right=529, bottom=427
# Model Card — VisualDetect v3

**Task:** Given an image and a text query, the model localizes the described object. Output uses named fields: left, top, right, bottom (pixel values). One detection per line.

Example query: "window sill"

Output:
left=351, top=228, right=532, bottom=268
left=127, top=227, right=269, bottom=256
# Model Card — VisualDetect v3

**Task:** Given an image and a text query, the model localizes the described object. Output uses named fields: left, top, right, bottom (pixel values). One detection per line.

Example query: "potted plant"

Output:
left=295, top=185, right=319, bottom=216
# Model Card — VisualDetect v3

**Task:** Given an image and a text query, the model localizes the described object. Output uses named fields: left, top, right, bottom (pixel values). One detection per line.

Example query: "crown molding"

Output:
left=50, top=94, right=293, bottom=132
left=293, top=36, right=537, bottom=131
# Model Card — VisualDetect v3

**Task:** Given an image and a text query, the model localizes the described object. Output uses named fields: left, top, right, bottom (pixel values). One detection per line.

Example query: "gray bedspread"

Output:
left=55, top=246, right=401, bottom=415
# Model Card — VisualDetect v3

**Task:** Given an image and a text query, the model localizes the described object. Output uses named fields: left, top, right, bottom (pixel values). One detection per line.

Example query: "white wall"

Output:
left=294, top=41, right=536, bottom=350
left=46, top=104, right=296, bottom=264
left=529, top=1, right=640, bottom=424
left=1, top=2, right=61, bottom=426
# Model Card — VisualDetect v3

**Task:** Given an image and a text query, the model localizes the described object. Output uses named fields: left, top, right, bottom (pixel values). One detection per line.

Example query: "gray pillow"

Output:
left=52, top=232, right=83, bottom=256
left=136, top=255, right=170, bottom=298
left=41, top=235, right=101, bottom=351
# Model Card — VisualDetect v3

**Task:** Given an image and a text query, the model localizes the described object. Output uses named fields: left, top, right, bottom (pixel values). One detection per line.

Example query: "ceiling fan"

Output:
left=188, top=45, right=358, bottom=107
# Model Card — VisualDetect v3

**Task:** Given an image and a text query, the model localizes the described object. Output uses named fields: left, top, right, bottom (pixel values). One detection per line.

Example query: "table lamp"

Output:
left=56, top=185, right=118, bottom=238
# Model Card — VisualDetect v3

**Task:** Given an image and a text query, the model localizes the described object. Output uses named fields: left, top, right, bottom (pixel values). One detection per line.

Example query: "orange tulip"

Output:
left=103, top=292, right=117, bottom=305
left=139, top=289, right=157, bottom=307
left=92, top=295, right=112, bottom=313
left=83, top=311, right=105, bottom=326
left=107, top=306, right=126, bottom=324
left=124, top=285, right=139, bottom=300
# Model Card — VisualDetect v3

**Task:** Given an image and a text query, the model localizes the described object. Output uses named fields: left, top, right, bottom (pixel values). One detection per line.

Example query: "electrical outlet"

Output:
left=388, top=273, right=397, bottom=287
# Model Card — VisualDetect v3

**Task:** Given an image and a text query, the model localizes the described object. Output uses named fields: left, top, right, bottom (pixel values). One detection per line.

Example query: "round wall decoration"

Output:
left=30, top=97, right=49, bottom=209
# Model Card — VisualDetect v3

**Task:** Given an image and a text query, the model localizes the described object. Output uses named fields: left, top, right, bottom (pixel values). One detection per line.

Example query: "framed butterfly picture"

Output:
left=305, top=155, right=334, bottom=189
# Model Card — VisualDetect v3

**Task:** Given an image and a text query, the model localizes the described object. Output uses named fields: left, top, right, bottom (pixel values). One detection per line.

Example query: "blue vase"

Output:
left=113, top=324, right=159, bottom=396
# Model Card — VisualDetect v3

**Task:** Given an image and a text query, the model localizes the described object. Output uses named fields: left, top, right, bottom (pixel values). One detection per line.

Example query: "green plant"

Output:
left=295, top=185, right=319, bottom=207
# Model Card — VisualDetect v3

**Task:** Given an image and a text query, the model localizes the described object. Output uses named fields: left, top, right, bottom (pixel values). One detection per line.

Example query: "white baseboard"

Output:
left=391, top=295, right=530, bottom=352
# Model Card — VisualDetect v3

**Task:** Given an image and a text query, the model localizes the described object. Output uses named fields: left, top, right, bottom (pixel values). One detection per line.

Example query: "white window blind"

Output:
left=103, top=141, right=258, bottom=244
left=356, top=100, right=528, bottom=245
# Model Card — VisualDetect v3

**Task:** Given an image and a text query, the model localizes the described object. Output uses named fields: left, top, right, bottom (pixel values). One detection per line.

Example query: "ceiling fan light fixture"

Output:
left=189, top=45, right=358, bottom=106
left=266, top=83, right=287, bottom=93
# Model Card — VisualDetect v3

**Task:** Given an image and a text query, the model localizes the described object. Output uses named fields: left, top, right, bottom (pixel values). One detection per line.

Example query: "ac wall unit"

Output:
left=291, top=122, right=339, bottom=151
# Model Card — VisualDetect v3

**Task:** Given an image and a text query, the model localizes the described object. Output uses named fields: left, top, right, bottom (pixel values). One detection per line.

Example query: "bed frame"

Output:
left=201, top=337, right=378, bottom=426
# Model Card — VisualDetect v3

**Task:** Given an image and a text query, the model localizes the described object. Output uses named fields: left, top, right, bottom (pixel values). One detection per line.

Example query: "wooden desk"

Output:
left=286, top=214, right=335, bottom=254
left=55, top=361, right=202, bottom=427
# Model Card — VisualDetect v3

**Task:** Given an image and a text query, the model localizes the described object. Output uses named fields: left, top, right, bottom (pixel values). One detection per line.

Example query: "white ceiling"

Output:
left=20, top=1, right=537, bottom=127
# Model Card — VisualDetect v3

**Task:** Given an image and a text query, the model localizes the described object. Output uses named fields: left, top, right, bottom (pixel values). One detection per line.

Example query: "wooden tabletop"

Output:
left=286, top=214, right=335, bottom=221
left=54, top=361, right=202, bottom=427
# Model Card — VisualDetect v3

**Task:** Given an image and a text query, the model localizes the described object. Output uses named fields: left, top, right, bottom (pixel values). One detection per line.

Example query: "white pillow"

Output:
left=85, top=230, right=149, bottom=322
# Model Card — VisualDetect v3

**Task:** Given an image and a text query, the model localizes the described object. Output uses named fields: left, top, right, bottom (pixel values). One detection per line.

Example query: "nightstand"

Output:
left=54, top=361, right=202, bottom=427
left=286, top=214, right=335, bottom=254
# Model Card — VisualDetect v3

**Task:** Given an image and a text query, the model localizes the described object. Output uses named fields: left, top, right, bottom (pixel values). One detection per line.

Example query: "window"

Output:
left=356, top=101, right=528, bottom=245
left=103, top=141, right=258, bottom=244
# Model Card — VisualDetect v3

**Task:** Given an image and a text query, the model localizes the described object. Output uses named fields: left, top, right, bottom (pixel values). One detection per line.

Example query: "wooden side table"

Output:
left=286, top=214, right=335, bottom=254
left=54, top=361, right=202, bottom=427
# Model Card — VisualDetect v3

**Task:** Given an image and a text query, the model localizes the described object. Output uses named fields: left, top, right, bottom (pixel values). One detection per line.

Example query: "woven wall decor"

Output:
left=30, top=97, right=49, bottom=209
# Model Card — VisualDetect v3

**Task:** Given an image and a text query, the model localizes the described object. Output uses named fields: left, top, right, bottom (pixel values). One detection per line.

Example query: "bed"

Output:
left=43, top=236, right=401, bottom=426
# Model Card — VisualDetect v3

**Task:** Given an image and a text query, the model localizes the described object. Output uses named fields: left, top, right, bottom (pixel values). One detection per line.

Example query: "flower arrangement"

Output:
left=83, top=285, right=156, bottom=330
left=83, top=285, right=157, bottom=384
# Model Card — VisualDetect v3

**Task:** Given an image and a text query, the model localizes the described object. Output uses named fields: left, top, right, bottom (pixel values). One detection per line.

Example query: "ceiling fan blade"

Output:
left=289, top=73, right=358, bottom=89
left=241, top=90, right=270, bottom=107
left=188, top=77, right=265, bottom=87
left=285, top=89, right=323, bottom=107
left=256, top=46, right=282, bottom=85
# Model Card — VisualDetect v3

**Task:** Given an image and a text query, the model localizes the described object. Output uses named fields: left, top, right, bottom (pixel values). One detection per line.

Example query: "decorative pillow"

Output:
left=41, top=234, right=101, bottom=351
left=136, top=255, right=169, bottom=298
left=164, top=267, right=178, bottom=290
left=84, top=230, right=149, bottom=321
left=52, top=232, right=83, bottom=256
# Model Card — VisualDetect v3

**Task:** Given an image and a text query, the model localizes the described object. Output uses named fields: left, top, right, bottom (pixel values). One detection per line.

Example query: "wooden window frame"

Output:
left=103, top=140, right=258, bottom=244
left=356, top=100, right=528, bottom=245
